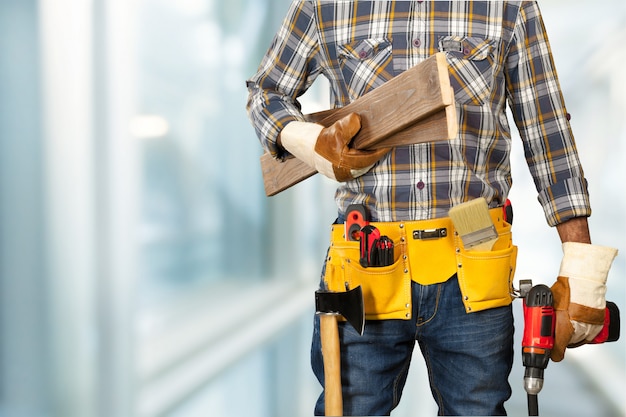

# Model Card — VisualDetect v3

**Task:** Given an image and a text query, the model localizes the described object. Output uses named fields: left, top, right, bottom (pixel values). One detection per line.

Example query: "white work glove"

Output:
left=279, top=113, right=389, bottom=182
left=551, top=242, right=618, bottom=362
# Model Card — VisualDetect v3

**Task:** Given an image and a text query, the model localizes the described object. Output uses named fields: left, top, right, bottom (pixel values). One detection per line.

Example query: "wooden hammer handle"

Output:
left=320, top=314, right=342, bottom=416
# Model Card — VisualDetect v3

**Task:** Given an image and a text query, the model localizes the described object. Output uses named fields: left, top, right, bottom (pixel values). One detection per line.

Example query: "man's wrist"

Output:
left=555, top=216, right=591, bottom=244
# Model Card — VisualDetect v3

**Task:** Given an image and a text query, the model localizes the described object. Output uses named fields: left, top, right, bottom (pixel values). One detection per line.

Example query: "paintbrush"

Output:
left=448, top=197, right=498, bottom=251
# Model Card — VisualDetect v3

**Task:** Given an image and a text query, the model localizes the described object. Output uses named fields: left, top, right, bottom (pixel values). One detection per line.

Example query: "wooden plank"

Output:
left=261, top=98, right=457, bottom=196
left=261, top=154, right=317, bottom=196
left=259, top=53, right=456, bottom=196
left=303, top=52, right=451, bottom=149
left=374, top=95, right=457, bottom=149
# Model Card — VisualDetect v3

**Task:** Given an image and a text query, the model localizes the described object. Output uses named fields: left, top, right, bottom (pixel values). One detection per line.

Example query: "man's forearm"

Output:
left=556, top=217, right=591, bottom=244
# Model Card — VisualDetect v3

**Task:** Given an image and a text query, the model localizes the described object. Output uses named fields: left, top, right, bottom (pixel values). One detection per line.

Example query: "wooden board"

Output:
left=305, top=52, right=452, bottom=148
left=259, top=52, right=456, bottom=196
left=261, top=100, right=457, bottom=196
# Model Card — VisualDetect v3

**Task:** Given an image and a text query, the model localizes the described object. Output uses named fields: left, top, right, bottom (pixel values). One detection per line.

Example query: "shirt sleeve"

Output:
left=246, top=1, right=322, bottom=158
left=505, top=1, right=592, bottom=227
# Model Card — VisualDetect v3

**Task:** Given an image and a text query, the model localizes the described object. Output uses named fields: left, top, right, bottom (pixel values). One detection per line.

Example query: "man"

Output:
left=246, top=1, right=617, bottom=415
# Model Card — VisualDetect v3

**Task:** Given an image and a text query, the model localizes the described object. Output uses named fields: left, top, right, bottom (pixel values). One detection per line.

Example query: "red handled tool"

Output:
left=347, top=204, right=394, bottom=267
left=375, top=236, right=394, bottom=267
left=520, top=281, right=555, bottom=416
left=359, top=225, right=381, bottom=267
left=519, top=280, right=620, bottom=416
left=503, top=198, right=513, bottom=224
left=346, top=204, right=369, bottom=241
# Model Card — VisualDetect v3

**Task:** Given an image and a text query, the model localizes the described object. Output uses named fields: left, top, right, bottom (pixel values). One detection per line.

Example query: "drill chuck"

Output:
left=524, top=367, right=545, bottom=395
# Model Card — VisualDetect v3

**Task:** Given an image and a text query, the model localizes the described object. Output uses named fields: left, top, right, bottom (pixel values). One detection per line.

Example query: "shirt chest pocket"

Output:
left=439, top=36, right=495, bottom=106
left=337, top=38, right=395, bottom=101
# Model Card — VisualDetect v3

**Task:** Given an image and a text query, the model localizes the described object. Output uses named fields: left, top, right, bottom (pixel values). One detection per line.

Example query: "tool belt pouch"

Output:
left=323, top=210, right=517, bottom=319
left=324, top=225, right=411, bottom=321
left=455, top=221, right=518, bottom=313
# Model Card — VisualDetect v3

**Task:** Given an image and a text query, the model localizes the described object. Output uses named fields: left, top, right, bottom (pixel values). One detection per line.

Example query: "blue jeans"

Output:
left=311, top=276, right=514, bottom=416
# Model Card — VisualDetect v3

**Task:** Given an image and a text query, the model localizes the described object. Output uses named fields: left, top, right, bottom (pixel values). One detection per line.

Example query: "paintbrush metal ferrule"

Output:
left=462, top=224, right=498, bottom=248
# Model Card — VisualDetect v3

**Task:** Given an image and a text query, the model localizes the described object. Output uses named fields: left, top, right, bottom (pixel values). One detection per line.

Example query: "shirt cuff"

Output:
left=265, top=114, right=305, bottom=160
left=537, top=177, right=592, bottom=227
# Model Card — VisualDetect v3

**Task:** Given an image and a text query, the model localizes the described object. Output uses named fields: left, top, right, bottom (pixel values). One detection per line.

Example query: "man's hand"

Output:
left=551, top=242, right=618, bottom=362
left=279, top=113, right=389, bottom=182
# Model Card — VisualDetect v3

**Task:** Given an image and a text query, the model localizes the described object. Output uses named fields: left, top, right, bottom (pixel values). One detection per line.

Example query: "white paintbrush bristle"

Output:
left=448, top=198, right=498, bottom=251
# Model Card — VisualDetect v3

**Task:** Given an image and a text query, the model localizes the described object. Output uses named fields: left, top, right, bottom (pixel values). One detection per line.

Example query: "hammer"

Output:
left=315, top=286, right=365, bottom=416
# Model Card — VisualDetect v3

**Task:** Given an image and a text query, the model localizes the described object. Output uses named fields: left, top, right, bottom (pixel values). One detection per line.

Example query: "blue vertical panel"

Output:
left=0, top=1, right=50, bottom=416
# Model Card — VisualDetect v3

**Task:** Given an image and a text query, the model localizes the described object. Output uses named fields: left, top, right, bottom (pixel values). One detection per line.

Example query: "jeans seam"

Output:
left=415, top=283, right=443, bottom=327
left=416, top=283, right=445, bottom=415
left=392, top=349, right=413, bottom=409
left=421, top=344, right=445, bottom=416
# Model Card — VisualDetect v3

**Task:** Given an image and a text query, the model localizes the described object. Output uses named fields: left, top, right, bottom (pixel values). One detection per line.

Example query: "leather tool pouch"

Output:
left=324, top=224, right=411, bottom=321
left=322, top=209, right=517, bottom=320
left=454, top=219, right=518, bottom=313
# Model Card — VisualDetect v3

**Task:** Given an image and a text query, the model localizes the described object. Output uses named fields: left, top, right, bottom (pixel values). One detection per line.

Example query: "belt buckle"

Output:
left=413, top=228, right=448, bottom=240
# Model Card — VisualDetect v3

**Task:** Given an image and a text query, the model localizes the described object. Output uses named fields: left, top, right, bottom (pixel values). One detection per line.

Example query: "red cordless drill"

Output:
left=521, top=282, right=555, bottom=416
left=520, top=280, right=621, bottom=416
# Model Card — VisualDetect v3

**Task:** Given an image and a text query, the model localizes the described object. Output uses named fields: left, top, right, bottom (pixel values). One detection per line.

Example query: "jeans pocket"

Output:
left=439, top=36, right=495, bottom=106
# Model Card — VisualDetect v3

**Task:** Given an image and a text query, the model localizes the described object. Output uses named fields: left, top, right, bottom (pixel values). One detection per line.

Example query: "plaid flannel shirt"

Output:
left=246, top=1, right=591, bottom=225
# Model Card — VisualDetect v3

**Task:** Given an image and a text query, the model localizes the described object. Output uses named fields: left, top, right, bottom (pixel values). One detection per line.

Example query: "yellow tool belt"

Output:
left=323, top=208, right=517, bottom=320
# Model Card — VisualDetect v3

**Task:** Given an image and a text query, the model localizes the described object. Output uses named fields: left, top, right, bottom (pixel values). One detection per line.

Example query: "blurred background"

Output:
left=0, top=0, right=624, bottom=416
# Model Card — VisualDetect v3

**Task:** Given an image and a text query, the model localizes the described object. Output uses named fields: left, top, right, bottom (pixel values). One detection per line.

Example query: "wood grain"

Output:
left=259, top=53, right=457, bottom=196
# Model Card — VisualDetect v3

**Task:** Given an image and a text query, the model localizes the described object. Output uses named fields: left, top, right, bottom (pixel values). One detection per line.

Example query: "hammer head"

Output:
left=315, top=286, right=365, bottom=336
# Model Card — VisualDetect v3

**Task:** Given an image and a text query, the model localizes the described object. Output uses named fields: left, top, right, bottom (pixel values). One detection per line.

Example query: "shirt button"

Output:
left=412, top=38, right=421, bottom=48
left=566, top=113, right=572, bottom=121
left=463, top=47, right=471, bottom=55
left=359, top=50, right=368, bottom=59
left=417, top=181, right=425, bottom=190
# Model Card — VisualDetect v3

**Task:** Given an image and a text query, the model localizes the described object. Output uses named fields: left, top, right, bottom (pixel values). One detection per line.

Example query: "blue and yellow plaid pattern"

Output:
left=247, top=1, right=591, bottom=226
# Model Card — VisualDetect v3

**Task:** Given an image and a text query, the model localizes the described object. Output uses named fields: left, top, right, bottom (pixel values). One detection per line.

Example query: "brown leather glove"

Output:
left=551, top=242, right=618, bottom=362
left=280, top=113, right=389, bottom=182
